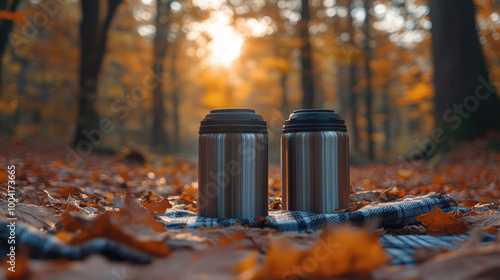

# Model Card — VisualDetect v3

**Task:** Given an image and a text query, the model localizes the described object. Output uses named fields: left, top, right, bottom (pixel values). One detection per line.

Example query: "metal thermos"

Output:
left=281, top=109, right=350, bottom=213
left=198, top=108, right=268, bottom=219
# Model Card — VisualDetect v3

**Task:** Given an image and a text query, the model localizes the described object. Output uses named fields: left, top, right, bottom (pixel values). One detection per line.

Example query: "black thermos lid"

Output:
left=283, top=109, right=347, bottom=133
left=199, top=108, right=268, bottom=134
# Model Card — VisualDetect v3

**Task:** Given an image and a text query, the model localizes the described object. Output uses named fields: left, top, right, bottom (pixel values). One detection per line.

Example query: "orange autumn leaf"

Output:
left=0, top=170, right=8, bottom=181
left=349, top=201, right=369, bottom=212
left=142, top=197, right=172, bottom=214
left=180, top=185, right=198, bottom=205
left=416, top=206, right=468, bottom=235
left=53, top=187, right=85, bottom=198
left=269, top=199, right=281, bottom=210
left=58, top=196, right=170, bottom=257
left=251, top=225, right=387, bottom=279
left=431, top=176, right=446, bottom=186
left=481, top=226, right=499, bottom=234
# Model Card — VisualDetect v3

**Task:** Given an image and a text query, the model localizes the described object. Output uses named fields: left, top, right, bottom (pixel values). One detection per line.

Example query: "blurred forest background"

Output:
left=1, top=0, right=500, bottom=164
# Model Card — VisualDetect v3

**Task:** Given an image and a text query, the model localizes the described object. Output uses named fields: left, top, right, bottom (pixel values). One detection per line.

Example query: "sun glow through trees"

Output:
left=206, top=22, right=244, bottom=67
left=203, top=10, right=244, bottom=67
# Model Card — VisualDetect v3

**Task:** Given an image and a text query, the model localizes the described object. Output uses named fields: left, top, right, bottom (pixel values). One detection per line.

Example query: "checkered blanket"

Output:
left=158, top=193, right=456, bottom=233
left=1, top=193, right=487, bottom=265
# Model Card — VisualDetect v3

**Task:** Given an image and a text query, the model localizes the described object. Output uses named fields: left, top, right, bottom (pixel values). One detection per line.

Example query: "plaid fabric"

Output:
left=0, top=219, right=152, bottom=263
left=381, top=234, right=496, bottom=264
left=3, top=193, right=488, bottom=265
left=158, top=193, right=456, bottom=233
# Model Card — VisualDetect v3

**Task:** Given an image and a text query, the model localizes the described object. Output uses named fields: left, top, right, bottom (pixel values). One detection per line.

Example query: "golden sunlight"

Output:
left=205, top=13, right=244, bottom=67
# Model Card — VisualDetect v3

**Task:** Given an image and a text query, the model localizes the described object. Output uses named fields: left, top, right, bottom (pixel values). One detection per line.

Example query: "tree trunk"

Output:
left=273, top=43, right=289, bottom=118
left=345, top=0, right=360, bottom=153
left=0, top=0, right=21, bottom=132
left=150, top=0, right=170, bottom=151
left=383, top=83, right=391, bottom=151
left=281, top=73, right=288, bottom=117
left=299, top=0, right=315, bottom=108
left=348, top=65, right=360, bottom=151
left=363, top=0, right=374, bottom=160
left=73, top=0, right=122, bottom=146
left=0, top=0, right=21, bottom=87
left=171, top=39, right=180, bottom=153
left=429, top=0, right=500, bottom=150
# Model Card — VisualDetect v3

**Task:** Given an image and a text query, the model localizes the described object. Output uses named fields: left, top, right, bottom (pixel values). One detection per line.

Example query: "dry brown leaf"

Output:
left=58, top=196, right=170, bottom=257
left=0, top=170, right=8, bottom=181
left=251, top=225, right=387, bottom=279
left=460, top=215, right=500, bottom=233
left=351, top=190, right=381, bottom=202
left=51, top=187, right=85, bottom=198
left=180, top=186, right=198, bottom=204
left=180, top=185, right=199, bottom=212
left=349, top=201, right=370, bottom=212
left=269, top=199, right=281, bottom=210
left=351, top=187, right=406, bottom=204
left=416, top=205, right=469, bottom=235
left=22, top=190, right=62, bottom=206
left=142, top=197, right=172, bottom=214
left=0, top=204, right=59, bottom=230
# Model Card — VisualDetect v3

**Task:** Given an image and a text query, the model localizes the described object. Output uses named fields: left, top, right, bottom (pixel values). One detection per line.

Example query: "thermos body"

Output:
left=199, top=133, right=268, bottom=219
left=198, top=109, right=268, bottom=219
left=281, top=109, right=350, bottom=213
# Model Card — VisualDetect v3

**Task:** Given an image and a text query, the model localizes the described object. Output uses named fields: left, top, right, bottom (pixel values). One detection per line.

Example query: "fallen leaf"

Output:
left=416, top=205, right=468, bottom=235
left=349, top=201, right=370, bottom=212
left=351, top=187, right=406, bottom=203
left=269, top=199, right=281, bottom=210
left=180, top=185, right=198, bottom=212
left=351, top=190, right=381, bottom=202
left=0, top=204, right=59, bottom=230
left=0, top=170, right=8, bottom=181
left=52, top=187, right=85, bottom=198
left=460, top=214, right=500, bottom=233
left=58, top=196, right=170, bottom=257
left=431, top=176, right=446, bottom=186
left=251, top=225, right=387, bottom=279
left=142, top=197, right=172, bottom=214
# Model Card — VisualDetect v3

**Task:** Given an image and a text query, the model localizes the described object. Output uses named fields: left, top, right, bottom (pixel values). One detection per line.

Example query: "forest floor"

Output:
left=1, top=134, right=500, bottom=280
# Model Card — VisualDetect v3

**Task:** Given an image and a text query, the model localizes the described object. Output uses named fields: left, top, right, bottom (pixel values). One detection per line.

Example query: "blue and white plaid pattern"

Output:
left=2, top=193, right=489, bottom=265
left=158, top=193, right=456, bottom=233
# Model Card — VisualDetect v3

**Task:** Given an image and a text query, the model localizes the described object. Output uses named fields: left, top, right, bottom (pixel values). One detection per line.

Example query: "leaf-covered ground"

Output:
left=1, top=135, right=500, bottom=280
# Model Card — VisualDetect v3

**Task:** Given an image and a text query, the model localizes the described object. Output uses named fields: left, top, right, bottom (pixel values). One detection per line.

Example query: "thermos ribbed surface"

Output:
left=281, top=131, right=350, bottom=213
left=198, top=133, right=268, bottom=219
